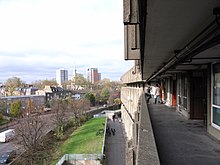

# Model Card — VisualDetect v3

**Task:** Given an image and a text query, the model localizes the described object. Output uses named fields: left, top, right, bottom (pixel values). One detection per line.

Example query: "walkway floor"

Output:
left=105, top=119, right=126, bottom=165
left=148, top=103, right=220, bottom=165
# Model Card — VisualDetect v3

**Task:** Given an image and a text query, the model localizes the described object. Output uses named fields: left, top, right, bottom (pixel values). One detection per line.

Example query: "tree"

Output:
left=84, top=92, right=96, bottom=106
left=61, top=80, right=71, bottom=89
left=101, top=88, right=110, bottom=104
left=114, top=98, right=122, bottom=104
left=5, top=77, right=24, bottom=96
left=73, top=74, right=87, bottom=85
left=108, top=91, right=114, bottom=105
left=0, top=113, right=3, bottom=121
left=72, top=73, right=91, bottom=90
left=10, top=100, right=22, bottom=117
left=78, top=98, right=90, bottom=124
left=67, top=97, right=90, bottom=127
left=91, top=80, right=122, bottom=105
left=32, top=79, right=58, bottom=90
left=67, top=98, right=81, bottom=126
left=95, top=92, right=101, bottom=105
left=14, top=113, right=50, bottom=165
left=26, top=99, right=34, bottom=115
left=50, top=98, right=68, bottom=138
left=99, top=78, right=111, bottom=88
left=0, top=98, right=7, bottom=114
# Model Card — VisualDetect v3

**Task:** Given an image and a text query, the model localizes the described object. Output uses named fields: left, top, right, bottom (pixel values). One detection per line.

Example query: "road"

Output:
left=0, top=142, right=14, bottom=157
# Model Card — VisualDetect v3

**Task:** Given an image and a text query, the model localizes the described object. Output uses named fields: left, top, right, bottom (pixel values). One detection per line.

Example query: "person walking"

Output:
left=145, top=83, right=152, bottom=103
left=154, top=83, right=161, bottom=104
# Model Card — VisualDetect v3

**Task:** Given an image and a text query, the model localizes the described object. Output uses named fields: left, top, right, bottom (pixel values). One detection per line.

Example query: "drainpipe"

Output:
left=147, top=14, right=220, bottom=82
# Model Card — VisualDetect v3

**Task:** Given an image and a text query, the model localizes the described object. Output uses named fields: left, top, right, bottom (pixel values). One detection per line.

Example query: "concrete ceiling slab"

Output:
left=142, top=0, right=220, bottom=80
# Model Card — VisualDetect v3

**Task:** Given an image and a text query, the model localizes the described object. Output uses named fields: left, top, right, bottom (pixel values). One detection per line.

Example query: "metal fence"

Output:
left=56, top=154, right=103, bottom=165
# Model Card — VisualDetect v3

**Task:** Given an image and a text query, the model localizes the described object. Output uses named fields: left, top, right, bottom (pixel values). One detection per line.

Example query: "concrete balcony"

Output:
left=120, top=86, right=220, bottom=165
left=120, top=66, right=142, bottom=84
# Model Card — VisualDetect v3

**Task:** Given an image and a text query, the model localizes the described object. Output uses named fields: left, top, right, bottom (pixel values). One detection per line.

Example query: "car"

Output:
left=0, top=150, right=16, bottom=164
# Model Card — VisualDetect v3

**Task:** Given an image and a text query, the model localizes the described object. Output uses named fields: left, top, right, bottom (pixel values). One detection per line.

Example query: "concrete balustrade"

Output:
left=121, top=87, right=160, bottom=165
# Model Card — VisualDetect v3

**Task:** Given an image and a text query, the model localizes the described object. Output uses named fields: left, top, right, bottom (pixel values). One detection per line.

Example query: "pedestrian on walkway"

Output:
left=111, top=128, right=116, bottom=136
left=107, top=126, right=112, bottom=136
left=112, top=114, right=116, bottom=122
left=145, top=83, right=152, bottom=103
left=154, top=83, right=161, bottom=104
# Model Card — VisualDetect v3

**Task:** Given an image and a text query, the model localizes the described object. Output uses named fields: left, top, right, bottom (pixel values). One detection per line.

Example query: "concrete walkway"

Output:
left=148, top=103, right=220, bottom=165
left=105, top=119, right=126, bottom=165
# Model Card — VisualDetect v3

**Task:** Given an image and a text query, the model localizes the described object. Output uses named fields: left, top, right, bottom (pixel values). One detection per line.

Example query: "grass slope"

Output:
left=61, top=117, right=106, bottom=154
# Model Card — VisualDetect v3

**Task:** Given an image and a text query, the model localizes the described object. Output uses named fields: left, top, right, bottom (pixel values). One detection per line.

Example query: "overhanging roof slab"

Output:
left=142, top=0, right=220, bottom=80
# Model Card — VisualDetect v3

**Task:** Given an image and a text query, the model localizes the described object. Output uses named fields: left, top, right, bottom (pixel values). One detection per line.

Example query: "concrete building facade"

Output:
left=121, top=1, right=220, bottom=164
left=56, top=68, right=68, bottom=86
left=87, top=68, right=101, bottom=84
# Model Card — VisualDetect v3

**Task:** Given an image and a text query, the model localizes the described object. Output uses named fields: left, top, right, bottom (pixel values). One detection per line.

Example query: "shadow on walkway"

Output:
left=105, top=119, right=126, bottom=165
left=148, top=103, right=220, bottom=165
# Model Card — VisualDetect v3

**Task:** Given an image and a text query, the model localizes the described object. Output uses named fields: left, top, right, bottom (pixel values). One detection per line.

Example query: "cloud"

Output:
left=0, top=0, right=133, bottom=83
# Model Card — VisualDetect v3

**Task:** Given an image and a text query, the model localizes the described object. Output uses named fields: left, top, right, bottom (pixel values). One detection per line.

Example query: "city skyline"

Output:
left=0, top=66, right=120, bottom=84
left=0, top=0, right=133, bottom=83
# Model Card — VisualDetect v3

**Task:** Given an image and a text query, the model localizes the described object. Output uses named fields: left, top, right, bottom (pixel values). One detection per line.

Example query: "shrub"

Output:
left=0, top=113, right=3, bottom=121
left=79, top=115, right=87, bottom=124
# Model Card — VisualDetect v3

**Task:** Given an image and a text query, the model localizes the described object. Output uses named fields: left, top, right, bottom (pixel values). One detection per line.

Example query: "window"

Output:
left=213, top=64, right=220, bottom=106
left=213, top=63, right=220, bottom=128
left=213, top=107, right=220, bottom=126
left=177, top=73, right=181, bottom=107
left=183, top=76, right=187, bottom=110
left=177, top=73, right=188, bottom=111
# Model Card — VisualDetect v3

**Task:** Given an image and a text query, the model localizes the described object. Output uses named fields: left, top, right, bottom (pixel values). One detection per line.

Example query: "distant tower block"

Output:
left=56, top=68, right=68, bottom=86
left=87, top=68, right=101, bottom=84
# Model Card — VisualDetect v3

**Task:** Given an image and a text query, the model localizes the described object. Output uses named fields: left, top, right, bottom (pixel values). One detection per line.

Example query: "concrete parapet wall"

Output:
left=121, top=105, right=134, bottom=141
left=136, top=94, right=160, bottom=165
left=121, top=87, right=143, bottom=119
left=121, top=66, right=142, bottom=83
left=121, top=86, right=160, bottom=165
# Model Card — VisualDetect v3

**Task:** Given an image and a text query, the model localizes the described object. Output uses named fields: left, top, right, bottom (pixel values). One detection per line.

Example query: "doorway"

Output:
left=172, top=80, right=177, bottom=106
left=190, top=70, right=207, bottom=119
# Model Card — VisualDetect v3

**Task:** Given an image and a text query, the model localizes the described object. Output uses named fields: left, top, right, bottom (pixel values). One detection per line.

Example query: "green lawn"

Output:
left=51, top=117, right=106, bottom=164
left=51, top=118, right=106, bottom=164
left=61, top=117, right=106, bottom=154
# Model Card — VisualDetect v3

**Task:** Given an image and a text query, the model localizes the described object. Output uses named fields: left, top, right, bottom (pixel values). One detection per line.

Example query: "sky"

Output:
left=0, top=0, right=133, bottom=83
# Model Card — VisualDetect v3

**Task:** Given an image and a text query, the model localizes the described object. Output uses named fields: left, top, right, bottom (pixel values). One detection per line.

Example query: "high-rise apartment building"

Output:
left=87, top=68, right=101, bottom=84
left=56, top=68, right=68, bottom=86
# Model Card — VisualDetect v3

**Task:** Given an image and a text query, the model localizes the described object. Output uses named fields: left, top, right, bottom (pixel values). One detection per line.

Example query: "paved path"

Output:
left=105, top=119, right=126, bottom=165
left=148, top=104, right=220, bottom=165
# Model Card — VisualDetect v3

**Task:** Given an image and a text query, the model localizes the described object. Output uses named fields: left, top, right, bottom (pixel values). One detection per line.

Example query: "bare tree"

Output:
left=5, top=77, right=24, bottom=96
left=31, top=79, right=58, bottom=90
left=0, top=98, right=7, bottom=114
left=67, top=97, right=90, bottom=126
left=50, top=98, right=68, bottom=139
left=78, top=98, right=90, bottom=125
left=67, top=98, right=81, bottom=127
left=25, top=98, right=34, bottom=115
left=14, top=113, right=50, bottom=165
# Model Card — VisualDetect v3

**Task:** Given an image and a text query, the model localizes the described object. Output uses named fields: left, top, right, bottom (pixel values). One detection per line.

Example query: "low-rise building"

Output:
left=0, top=95, right=45, bottom=114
